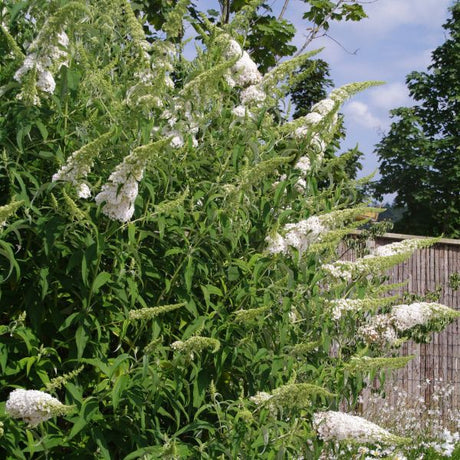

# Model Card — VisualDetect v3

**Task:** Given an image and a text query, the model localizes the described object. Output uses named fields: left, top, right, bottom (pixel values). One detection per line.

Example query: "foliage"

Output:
left=138, top=0, right=367, bottom=183
left=137, top=0, right=368, bottom=104
left=373, top=2, right=460, bottom=238
left=0, top=1, right=458, bottom=458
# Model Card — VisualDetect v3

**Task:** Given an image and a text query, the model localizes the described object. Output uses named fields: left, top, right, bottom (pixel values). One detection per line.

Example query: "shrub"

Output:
left=0, top=1, right=458, bottom=458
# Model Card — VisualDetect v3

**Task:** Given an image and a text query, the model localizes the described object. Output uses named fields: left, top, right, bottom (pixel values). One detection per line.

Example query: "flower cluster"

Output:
left=129, top=302, right=186, bottom=320
left=322, top=260, right=358, bottom=281
left=52, top=131, right=112, bottom=198
left=358, top=302, right=459, bottom=346
left=294, top=155, right=312, bottom=174
left=6, top=389, right=71, bottom=427
left=221, top=36, right=266, bottom=118
left=126, top=41, right=176, bottom=109
left=234, top=306, right=269, bottom=323
left=313, top=411, right=408, bottom=445
left=171, top=336, right=220, bottom=360
left=430, top=428, right=459, bottom=457
left=157, top=99, right=201, bottom=148
left=15, top=29, right=69, bottom=104
left=266, top=215, right=328, bottom=255
left=0, top=200, right=24, bottom=228
left=249, top=391, right=273, bottom=405
left=328, top=297, right=384, bottom=320
left=362, top=378, right=460, bottom=458
left=391, top=302, right=459, bottom=331
left=45, top=366, right=85, bottom=392
left=95, top=140, right=167, bottom=222
left=224, top=38, right=262, bottom=88
left=323, top=238, right=438, bottom=282
left=240, top=84, right=266, bottom=105
left=267, top=208, right=371, bottom=256
left=250, top=384, right=334, bottom=418
left=358, top=314, right=399, bottom=346
left=292, top=97, right=338, bottom=166
left=370, top=239, right=425, bottom=258
left=95, top=155, right=143, bottom=222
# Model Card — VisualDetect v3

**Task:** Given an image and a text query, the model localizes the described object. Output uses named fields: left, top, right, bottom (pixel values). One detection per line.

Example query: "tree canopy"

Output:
left=373, top=2, right=460, bottom=238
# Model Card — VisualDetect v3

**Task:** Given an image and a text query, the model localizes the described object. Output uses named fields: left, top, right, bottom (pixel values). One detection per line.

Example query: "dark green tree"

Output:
left=291, top=59, right=333, bottom=118
left=373, top=2, right=460, bottom=237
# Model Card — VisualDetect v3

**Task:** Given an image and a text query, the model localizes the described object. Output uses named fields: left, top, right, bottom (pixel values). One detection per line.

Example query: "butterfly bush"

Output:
left=94, top=155, right=143, bottom=222
left=323, top=238, right=439, bottom=281
left=313, top=411, right=409, bottom=445
left=52, top=132, right=112, bottom=198
left=0, top=201, right=24, bottom=228
left=95, top=141, right=166, bottom=222
left=266, top=208, right=376, bottom=256
left=2, top=1, right=459, bottom=457
left=14, top=30, right=68, bottom=98
left=391, top=302, right=460, bottom=331
left=327, top=297, right=384, bottom=320
left=6, top=389, right=71, bottom=427
left=358, top=301, right=459, bottom=346
left=223, top=37, right=262, bottom=88
left=266, top=215, right=327, bottom=255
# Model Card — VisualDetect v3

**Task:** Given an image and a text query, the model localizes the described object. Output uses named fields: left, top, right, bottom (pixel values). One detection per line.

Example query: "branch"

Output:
left=294, top=0, right=346, bottom=56
left=294, top=0, right=377, bottom=56
left=278, top=0, right=290, bottom=20
left=324, top=33, right=359, bottom=55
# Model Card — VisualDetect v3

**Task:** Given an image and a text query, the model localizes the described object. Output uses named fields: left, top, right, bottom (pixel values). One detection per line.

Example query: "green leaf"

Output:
left=185, top=255, right=194, bottom=293
left=39, top=267, right=49, bottom=300
left=75, top=325, right=89, bottom=358
left=79, top=358, right=110, bottom=377
left=35, top=121, right=48, bottom=140
left=68, top=398, right=100, bottom=440
left=227, top=265, right=239, bottom=281
left=0, top=240, right=20, bottom=282
left=112, top=373, right=129, bottom=410
left=108, top=354, right=131, bottom=378
left=92, top=271, right=111, bottom=293
left=123, top=446, right=164, bottom=460
left=58, top=312, right=80, bottom=332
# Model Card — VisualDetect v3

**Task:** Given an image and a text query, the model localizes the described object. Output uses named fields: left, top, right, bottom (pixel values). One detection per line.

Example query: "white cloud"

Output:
left=368, top=83, right=412, bottom=110
left=338, top=0, right=452, bottom=36
left=343, top=101, right=383, bottom=129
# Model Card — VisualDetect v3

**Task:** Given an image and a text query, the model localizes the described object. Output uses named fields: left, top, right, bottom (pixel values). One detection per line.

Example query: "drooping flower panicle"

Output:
left=323, top=238, right=439, bottom=281
left=52, top=131, right=113, bottom=198
left=6, top=389, right=71, bottom=427
left=95, top=139, right=169, bottom=222
left=313, top=410, right=410, bottom=445
left=266, top=208, right=379, bottom=256
left=14, top=29, right=70, bottom=104
left=0, top=200, right=24, bottom=228
left=358, top=301, right=459, bottom=345
left=392, top=302, right=460, bottom=332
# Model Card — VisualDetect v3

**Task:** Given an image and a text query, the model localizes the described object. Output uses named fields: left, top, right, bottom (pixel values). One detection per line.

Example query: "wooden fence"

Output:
left=339, top=232, right=460, bottom=415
